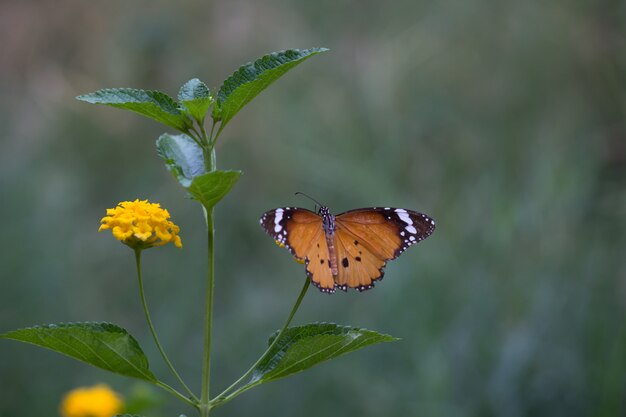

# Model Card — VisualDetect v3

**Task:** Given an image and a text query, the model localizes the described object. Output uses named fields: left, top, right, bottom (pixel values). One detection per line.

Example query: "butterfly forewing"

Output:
left=336, top=208, right=435, bottom=259
left=260, top=208, right=318, bottom=259
left=260, top=208, right=336, bottom=292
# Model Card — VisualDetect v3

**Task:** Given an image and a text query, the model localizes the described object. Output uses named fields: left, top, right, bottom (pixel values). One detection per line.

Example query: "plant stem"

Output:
left=210, top=277, right=311, bottom=408
left=208, top=121, right=217, bottom=147
left=200, top=207, right=216, bottom=417
left=186, top=127, right=204, bottom=147
left=156, top=381, right=199, bottom=409
left=199, top=121, right=210, bottom=145
left=134, top=250, right=198, bottom=402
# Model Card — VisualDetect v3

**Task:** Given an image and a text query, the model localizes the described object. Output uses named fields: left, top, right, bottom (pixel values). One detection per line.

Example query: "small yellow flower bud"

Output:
left=275, top=240, right=304, bottom=264
left=59, top=384, right=123, bottom=417
left=99, top=199, right=183, bottom=250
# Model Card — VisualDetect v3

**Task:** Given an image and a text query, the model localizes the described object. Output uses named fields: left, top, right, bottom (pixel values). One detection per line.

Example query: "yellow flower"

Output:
left=59, top=384, right=123, bottom=417
left=99, top=199, right=182, bottom=249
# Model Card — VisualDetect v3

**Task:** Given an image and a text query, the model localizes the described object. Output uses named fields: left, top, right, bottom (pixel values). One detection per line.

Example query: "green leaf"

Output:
left=188, top=170, right=242, bottom=210
left=77, top=88, right=192, bottom=131
left=249, top=323, right=397, bottom=385
left=156, top=133, right=206, bottom=187
left=212, top=47, right=328, bottom=130
left=178, top=78, right=213, bottom=123
left=1, top=322, right=157, bottom=382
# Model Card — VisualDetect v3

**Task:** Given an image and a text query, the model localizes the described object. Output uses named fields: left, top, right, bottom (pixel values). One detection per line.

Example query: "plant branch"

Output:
left=134, top=250, right=198, bottom=402
left=186, top=127, right=204, bottom=147
left=210, top=277, right=311, bottom=408
left=155, top=381, right=199, bottom=409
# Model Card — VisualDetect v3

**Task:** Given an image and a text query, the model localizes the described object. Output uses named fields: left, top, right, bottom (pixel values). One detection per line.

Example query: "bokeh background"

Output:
left=1, top=1, right=625, bottom=416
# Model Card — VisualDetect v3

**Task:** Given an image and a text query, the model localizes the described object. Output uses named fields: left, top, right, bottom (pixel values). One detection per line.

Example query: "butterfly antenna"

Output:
left=295, top=192, right=325, bottom=208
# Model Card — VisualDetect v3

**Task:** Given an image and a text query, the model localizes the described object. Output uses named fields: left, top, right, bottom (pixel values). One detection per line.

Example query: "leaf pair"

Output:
left=76, top=48, right=328, bottom=137
left=1, top=322, right=395, bottom=390
left=155, top=133, right=241, bottom=210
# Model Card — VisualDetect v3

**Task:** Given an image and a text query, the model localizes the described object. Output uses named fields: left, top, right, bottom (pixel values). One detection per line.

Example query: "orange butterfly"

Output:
left=260, top=205, right=435, bottom=293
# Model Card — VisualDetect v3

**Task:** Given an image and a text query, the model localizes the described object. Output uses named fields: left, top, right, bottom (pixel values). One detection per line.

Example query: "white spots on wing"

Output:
left=396, top=210, right=413, bottom=226
left=357, top=284, right=374, bottom=292
left=394, top=208, right=422, bottom=235
left=273, top=208, right=284, bottom=233
left=409, top=235, right=416, bottom=242
left=418, top=213, right=435, bottom=227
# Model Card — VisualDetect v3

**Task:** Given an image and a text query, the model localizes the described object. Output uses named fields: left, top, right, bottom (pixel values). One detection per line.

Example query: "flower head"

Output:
left=99, top=199, right=182, bottom=249
left=59, top=384, right=124, bottom=417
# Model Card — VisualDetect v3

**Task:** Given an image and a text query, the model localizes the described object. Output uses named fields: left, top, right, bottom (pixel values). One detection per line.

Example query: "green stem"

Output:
left=200, top=207, right=216, bottom=417
left=210, top=277, right=311, bottom=408
left=211, top=122, right=226, bottom=148
left=199, top=121, right=210, bottom=145
left=208, top=121, right=217, bottom=147
left=156, top=381, right=199, bottom=409
left=186, top=127, right=204, bottom=147
left=134, top=250, right=198, bottom=402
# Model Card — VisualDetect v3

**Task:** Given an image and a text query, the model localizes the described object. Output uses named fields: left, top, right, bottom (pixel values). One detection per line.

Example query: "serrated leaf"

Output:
left=156, top=133, right=206, bottom=187
left=212, top=48, right=328, bottom=130
left=178, top=78, right=213, bottom=123
left=1, top=322, right=156, bottom=382
left=77, top=88, right=192, bottom=131
left=249, top=323, right=397, bottom=385
left=188, top=170, right=242, bottom=210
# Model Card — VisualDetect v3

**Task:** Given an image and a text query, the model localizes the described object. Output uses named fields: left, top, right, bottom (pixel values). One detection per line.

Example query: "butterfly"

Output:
left=260, top=205, right=435, bottom=293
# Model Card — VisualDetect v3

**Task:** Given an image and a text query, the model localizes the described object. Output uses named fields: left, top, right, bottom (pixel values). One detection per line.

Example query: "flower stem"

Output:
left=210, top=277, right=311, bottom=408
left=134, top=250, right=198, bottom=402
left=200, top=207, right=215, bottom=417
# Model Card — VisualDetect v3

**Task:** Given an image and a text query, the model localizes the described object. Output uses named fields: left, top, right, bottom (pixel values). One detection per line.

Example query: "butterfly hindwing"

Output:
left=334, top=228, right=386, bottom=291
left=303, top=232, right=336, bottom=293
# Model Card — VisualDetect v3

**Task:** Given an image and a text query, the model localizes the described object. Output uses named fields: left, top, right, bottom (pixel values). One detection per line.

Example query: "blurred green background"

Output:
left=1, top=1, right=625, bottom=416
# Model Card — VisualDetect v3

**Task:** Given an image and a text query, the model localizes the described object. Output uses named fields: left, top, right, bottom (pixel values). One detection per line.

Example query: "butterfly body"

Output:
left=319, top=206, right=339, bottom=276
left=260, top=206, right=435, bottom=293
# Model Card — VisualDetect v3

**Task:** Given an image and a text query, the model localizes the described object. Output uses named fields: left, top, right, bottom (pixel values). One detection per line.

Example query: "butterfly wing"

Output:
left=333, top=229, right=386, bottom=291
left=260, top=208, right=336, bottom=293
left=333, top=208, right=435, bottom=291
